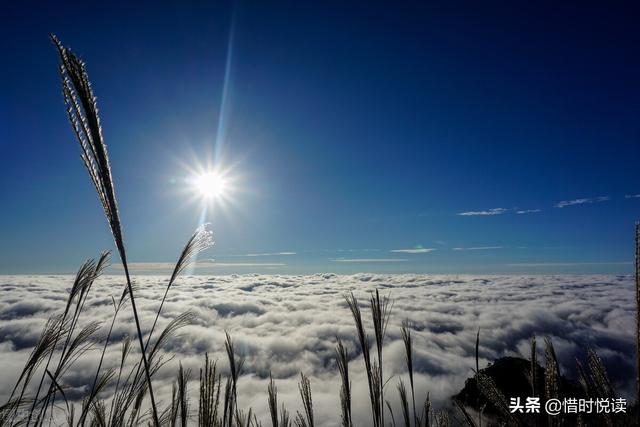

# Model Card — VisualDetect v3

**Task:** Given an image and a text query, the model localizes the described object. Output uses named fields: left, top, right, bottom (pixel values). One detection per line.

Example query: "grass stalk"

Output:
left=224, top=332, right=245, bottom=427
left=398, top=378, right=410, bottom=427
left=27, top=259, right=96, bottom=425
left=296, top=373, right=314, bottom=427
left=33, top=254, right=107, bottom=426
left=401, top=320, right=417, bottom=427
left=199, top=353, right=220, bottom=427
left=370, top=290, right=392, bottom=427
left=345, top=292, right=379, bottom=427
left=386, top=400, right=396, bottom=427
left=335, top=338, right=352, bottom=427
left=177, top=363, right=190, bottom=427
left=145, top=226, right=213, bottom=353
left=268, top=374, right=278, bottom=427
left=125, top=226, right=213, bottom=419
left=51, top=34, right=160, bottom=426
left=107, top=336, right=133, bottom=427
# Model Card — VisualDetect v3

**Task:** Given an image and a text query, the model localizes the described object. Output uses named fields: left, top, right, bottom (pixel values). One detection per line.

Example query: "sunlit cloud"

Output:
left=390, top=248, right=436, bottom=254
left=555, top=196, right=609, bottom=208
left=457, top=208, right=509, bottom=216
left=453, top=246, right=504, bottom=251
left=516, top=209, right=541, bottom=214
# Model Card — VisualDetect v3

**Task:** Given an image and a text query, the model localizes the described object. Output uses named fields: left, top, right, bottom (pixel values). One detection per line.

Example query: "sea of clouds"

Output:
left=0, top=274, right=635, bottom=425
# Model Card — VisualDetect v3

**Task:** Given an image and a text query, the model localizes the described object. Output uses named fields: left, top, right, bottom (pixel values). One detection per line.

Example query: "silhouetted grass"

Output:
left=335, top=338, right=352, bottom=427
left=51, top=33, right=160, bottom=425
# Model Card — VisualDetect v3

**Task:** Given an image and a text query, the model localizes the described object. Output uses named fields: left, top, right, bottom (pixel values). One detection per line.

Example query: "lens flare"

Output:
left=194, top=171, right=228, bottom=199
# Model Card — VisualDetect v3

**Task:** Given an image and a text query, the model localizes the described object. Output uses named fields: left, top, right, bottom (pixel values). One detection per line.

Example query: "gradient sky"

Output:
left=1, top=1, right=639, bottom=274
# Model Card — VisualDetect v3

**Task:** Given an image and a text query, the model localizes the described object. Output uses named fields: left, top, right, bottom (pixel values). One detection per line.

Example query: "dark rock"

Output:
left=452, top=356, right=583, bottom=426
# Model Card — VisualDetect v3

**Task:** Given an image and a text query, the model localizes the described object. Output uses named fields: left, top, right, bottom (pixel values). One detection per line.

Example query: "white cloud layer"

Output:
left=0, top=274, right=634, bottom=426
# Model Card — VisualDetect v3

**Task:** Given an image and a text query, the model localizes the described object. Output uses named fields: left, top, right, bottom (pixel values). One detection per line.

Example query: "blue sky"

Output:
left=1, top=1, right=639, bottom=274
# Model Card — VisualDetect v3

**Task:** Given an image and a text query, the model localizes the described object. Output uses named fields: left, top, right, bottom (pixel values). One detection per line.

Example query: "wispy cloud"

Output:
left=516, top=209, right=541, bottom=214
left=506, top=261, right=632, bottom=267
left=390, top=248, right=436, bottom=254
left=111, top=260, right=287, bottom=271
left=452, top=246, right=504, bottom=251
left=111, top=262, right=177, bottom=270
left=201, top=262, right=287, bottom=267
left=457, top=208, right=509, bottom=216
left=330, top=258, right=408, bottom=263
left=625, top=194, right=640, bottom=199
left=555, top=196, right=609, bottom=208
left=236, top=252, right=297, bottom=257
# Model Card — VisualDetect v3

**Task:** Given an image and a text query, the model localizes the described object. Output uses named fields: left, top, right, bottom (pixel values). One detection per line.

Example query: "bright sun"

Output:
left=194, top=171, right=228, bottom=199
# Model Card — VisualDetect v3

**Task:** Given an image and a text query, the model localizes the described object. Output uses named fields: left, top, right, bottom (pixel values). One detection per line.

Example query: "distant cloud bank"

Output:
left=237, top=252, right=297, bottom=257
left=390, top=248, right=436, bottom=254
left=452, top=246, right=504, bottom=251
